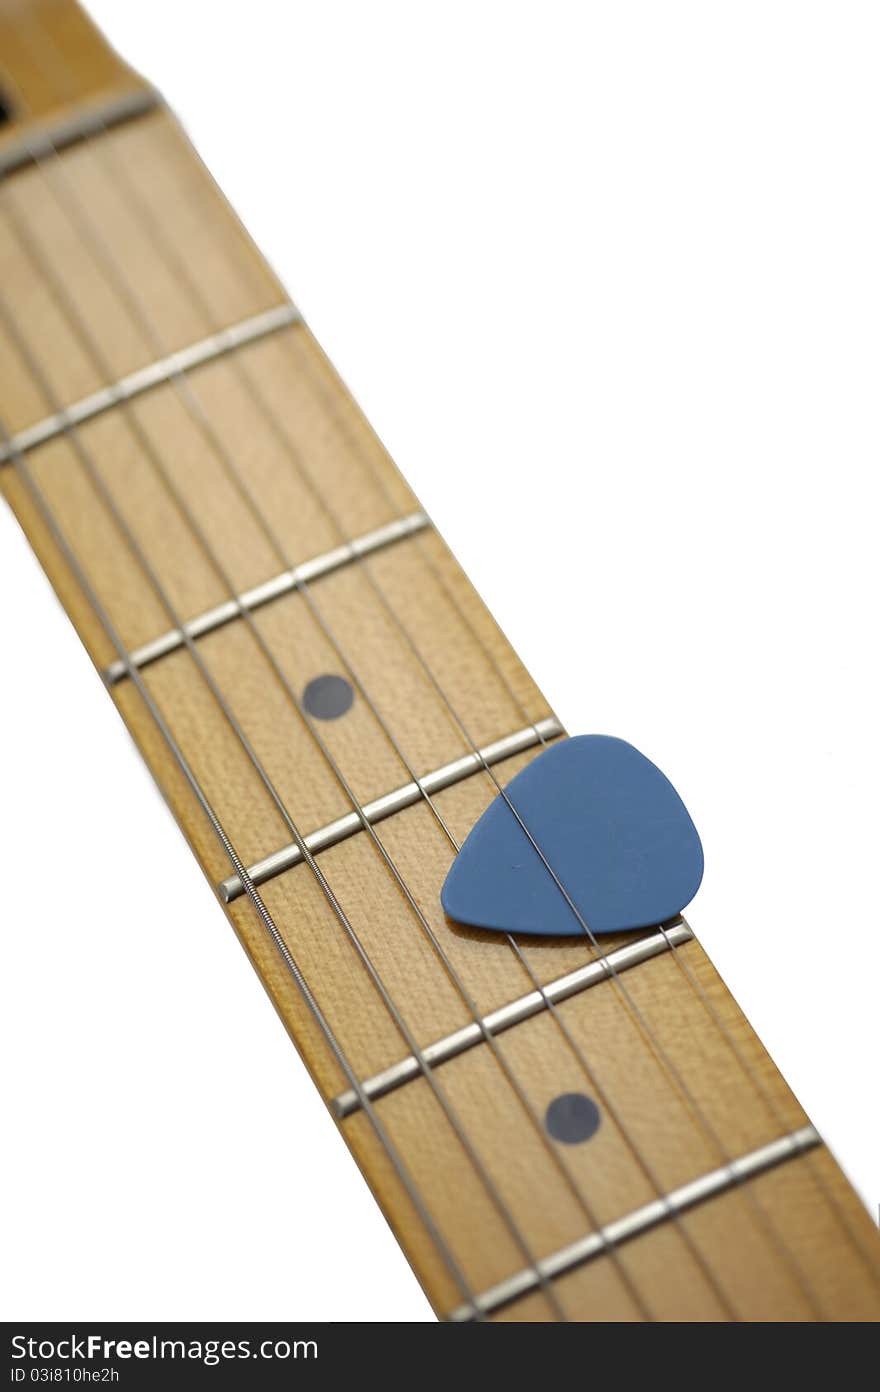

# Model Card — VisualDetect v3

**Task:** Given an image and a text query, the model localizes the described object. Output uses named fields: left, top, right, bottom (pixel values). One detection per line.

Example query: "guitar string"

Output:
left=280, top=345, right=880, bottom=1295
left=0, top=36, right=721, bottom=1322
left=22, top=94, right=762, bottom=1323
left=62, top=123, right=760, bottom=1322
left=31, top=148, right=818, bottom=1323
left=0, top=144, right=661, bottom=1331
left=4, top=33, right=842, bottom=1311
left=8, top=125, right=824, bottom=1319
left=4, top=57, right=824, bottom=1318
left=74, top=35, right=880, bottom=1305
left=0, top=290, right=568, bottom=1314
left=0, top=264, right=564, bottom=1322
left=0, top=413, right=479, bottom=1322
left=47, top=114, right=837, bottom=1318
left=6, top=111, right=824, bottom=1325
left=5, top=83, right=751, bottom=1321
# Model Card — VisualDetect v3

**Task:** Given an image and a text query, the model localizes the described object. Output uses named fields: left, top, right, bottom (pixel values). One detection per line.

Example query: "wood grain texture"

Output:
left=0, top=0, right=149, bottom=160
left=1, top=0, right=879, bottom=1321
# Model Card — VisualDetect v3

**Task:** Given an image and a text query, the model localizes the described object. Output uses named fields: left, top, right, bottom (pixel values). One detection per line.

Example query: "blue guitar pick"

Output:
left=441, top=735, right=703, bottom=936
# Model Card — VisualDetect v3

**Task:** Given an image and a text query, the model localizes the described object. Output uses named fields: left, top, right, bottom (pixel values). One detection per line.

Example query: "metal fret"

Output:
left=218, top=716, right=564, bottom=903
left=450, top=1125, right=823, bottom=1320
left=0, top=87, right=160, bottom=181
left=104, top=511, right=431, bottom=684
left=0, top=302, right=301, bottom=465
left=333, top=921, right=694, bottom=1119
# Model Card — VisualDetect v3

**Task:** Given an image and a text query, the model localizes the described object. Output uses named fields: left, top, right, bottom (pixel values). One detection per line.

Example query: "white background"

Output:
left=1, top=2, right=878, bottom=1321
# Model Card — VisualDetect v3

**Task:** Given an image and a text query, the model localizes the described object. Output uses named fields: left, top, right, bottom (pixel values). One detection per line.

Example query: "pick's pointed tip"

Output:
left=439, top=873, right=455, bottom=920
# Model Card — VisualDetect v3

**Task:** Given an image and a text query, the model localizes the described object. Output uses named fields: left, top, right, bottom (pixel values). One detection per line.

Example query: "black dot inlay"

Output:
left=545, top=1092, right=601, bottom=1145
left=0, top=89, right=11, bottom=127
left=303, top=673, right=354, bottom=721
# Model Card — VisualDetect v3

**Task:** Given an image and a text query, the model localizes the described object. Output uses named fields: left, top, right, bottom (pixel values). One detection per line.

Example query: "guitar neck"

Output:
left=1, top=0, right=878, bottom=1321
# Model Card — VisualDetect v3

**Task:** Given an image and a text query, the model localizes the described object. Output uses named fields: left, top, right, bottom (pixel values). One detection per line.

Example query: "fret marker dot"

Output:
left=545, top=1093, right=600, bottom=1145
left=303, top=673, right=354, bottom=721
